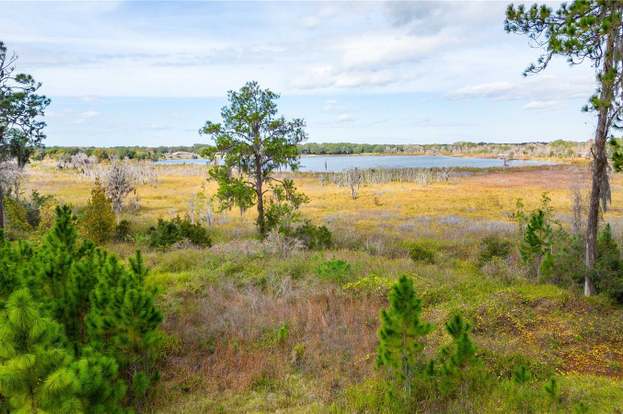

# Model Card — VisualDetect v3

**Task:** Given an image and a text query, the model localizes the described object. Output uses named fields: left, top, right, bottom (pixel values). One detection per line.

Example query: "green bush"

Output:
left=290, top=221, right=332, bottom=250
left=4, top=191, right=57, bottom=239
left=81, top=179, right=115, bottom=243
left=148, top=216, right=212, bottom=248
left=114, top=219, right=132, bottom=242
left=409, top=243, right=435, bottom=264
left=593, top=224, right=623, bottom=303
left=479, top=235, right=512, bottom=265
left=315, top=259, right=351, bottom=284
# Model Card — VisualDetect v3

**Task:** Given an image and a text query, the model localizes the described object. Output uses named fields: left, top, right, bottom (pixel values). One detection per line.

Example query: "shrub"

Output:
left=148, top=216, right=211, bottom=248
left=479, top=235, right=512, bottom=265
left=315, top=259, right=352, bottom=284
left=593, top=224, right=623, bottom=303
left=290, top=221, right=332, bottom=250
left=114, top=219, right=132, bottom=242
left=3, top=191, right=56, bottom=239
left=81, top=179, right=116, bottom=243
left=3, top=196, right=31, bottom=237
left=24, top=190, right=55, bottom=229
left=409, top=242, right=435, bottom=264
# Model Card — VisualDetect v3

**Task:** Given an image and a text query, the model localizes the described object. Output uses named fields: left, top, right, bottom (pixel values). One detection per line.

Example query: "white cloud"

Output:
left=523, top=100, right=559, bottom=110
left=450, top=82, right=516, bottom=99
left=80, top=110, right=100, bottom=119
left=339, top=31, right=456, bottom=68
left=336, top=113, right=354, bottom=123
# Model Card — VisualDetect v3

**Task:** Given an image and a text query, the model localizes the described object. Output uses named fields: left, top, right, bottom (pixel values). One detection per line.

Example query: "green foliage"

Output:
left=609, top=138, right=623, bottom=172
left=81, top=179, right=115, bottom=244
left=439, top=315, right=476, bottom=375
left=0, top=206, right=163, bottom=412
left=265, top=179, right=309, bottom=234
left=0, top=289, right=79, bottom=413
left=516, top=194, right=555, bottom=276
left=3, top=191, right=56, bottom=239
left=200, top=81, right=307, bottom=236
left=4, top=196, right=31, bottom=237
left=544, top=377, right=559, bottom=402
left=70, top=350, right=126, bottom=414
left=0, top=42, right=50, bottom=169
left=2, top=191, right=55, bottom=239
left=87, top=251, right=163, bottom=407
left=275, top=323, right=289, bottom=346
left=376, top=277, right=485, bottom=406
left=315, top=259, right=351, bottom=284
left=408, top=242, right=435, bottom=264
left=290, top=221, right=332, bottom=250
left=148, top=216, right=212, bottom=248
left=114, top=219, right=132, bottom=242
left=593, top=224, right=623, bottom=303
left=513, top=365, right=532, bottom=385
left=376, top=275, right=433, bottom=395
left=479, top=235, right=512, bottom=265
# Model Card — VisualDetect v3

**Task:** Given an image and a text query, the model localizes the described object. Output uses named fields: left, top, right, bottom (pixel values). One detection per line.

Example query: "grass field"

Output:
left=21, top=162, right=623, bottom=413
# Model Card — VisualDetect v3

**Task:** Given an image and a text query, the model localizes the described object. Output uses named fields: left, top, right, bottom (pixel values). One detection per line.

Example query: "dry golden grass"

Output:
left=24, top=163, right=623, bottom=229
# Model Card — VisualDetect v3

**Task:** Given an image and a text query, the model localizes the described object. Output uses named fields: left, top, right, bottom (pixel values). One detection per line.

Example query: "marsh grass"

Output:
left=19, top=161, right=623, bottom=412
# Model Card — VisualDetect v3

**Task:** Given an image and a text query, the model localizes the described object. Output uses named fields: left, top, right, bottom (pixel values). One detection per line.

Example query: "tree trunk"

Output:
left=585, top=29, right=616, bottom=296
left=256, top=184, right=265, bottom=237
left=255, top=158, right=265, bottom=237
left=0, top=191, right=4, bottom=230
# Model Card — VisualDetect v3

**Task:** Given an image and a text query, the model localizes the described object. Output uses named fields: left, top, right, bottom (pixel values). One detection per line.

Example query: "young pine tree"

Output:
left=87, top=251, right=163, bottom=409
left=70, top=349, right=126, bottom=414
left=81, top=179, right=115, bottom=244
left=439, top=315, right=476, bottom=375
left=377, top=275, right=433, bottom=396
left=520, top=209, right=553, bottom=278
left=0, top=289, right=81, bottom=414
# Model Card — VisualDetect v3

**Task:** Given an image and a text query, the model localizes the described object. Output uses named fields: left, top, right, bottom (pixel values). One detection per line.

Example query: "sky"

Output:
left=1, top=0, right=600, bottom=147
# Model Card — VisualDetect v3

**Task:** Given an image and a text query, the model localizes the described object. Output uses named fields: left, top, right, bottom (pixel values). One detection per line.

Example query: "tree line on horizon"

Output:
left=35, top=139, right=590, bottom=161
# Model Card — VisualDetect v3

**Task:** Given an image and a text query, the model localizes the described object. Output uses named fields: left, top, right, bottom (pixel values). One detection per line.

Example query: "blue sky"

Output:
left=2, top=1, right=598, bottom=146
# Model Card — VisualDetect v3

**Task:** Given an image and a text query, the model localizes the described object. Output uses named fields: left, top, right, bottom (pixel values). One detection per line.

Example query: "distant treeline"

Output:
left=37, top=140, right=591, bottom=162
left=299, top=140, right=591, bottom=158
left=39, top=144, right=207, bottom=161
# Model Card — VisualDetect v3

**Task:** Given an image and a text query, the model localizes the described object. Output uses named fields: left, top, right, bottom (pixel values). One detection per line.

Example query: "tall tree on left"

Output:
left=0, top=41, right=50, bottom=228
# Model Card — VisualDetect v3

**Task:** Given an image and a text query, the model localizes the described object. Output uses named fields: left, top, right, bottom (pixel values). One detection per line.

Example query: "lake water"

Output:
left=156, top=155, right=555, bottom=172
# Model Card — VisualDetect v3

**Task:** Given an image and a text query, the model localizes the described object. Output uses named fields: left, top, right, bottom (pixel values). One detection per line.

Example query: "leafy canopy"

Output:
left=0, top=41, right=50, bottom=168
left=200, top=81, right=307, bottom=235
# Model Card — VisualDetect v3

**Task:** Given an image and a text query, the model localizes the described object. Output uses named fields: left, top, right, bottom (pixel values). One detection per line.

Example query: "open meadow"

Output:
left=5, top=2, right=623, bottom=412
left=15, top=161, right=623, bottom=413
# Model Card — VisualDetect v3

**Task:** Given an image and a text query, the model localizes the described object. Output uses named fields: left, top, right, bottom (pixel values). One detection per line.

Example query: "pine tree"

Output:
left=70, top=349, right=126, bottom=414
left=81, top=179, right=115, bottom=244
left=0, top=206, right=162, bottom=412
left=376, top=275, right=432, bottom=396
left=87, top=251, right=162, bottom=409
left=0, top=289, right=80, bottom=413
left=520, top=209, right=553, bottom=277
left=40, top=205, right=79, bottom=304
left=439, top=315, right=476, bottom=375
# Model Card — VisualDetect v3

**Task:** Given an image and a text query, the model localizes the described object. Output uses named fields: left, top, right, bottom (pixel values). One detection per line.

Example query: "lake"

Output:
left=156, top=155, right=555, bottom=172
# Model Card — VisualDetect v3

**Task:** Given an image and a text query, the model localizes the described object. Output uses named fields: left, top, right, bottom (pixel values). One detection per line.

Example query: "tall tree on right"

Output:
left=506, top=2, right=623, bottom=296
